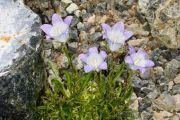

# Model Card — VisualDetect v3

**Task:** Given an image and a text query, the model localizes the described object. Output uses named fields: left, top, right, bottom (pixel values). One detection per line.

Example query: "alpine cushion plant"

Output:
left=79, top=47, right=107, bottom=73
left=125, top=45, right=154, bottom=74
left=40, top=13, right=73, bottom=42
left=101, top=21, right=133, bottom=51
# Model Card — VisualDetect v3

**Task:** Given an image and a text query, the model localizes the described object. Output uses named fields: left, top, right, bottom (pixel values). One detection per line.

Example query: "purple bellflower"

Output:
left=125, top=45, right=154, bottom=74
left=79, top=47, right=107, bottom=73
left=40, top=14, right=73, bottom=42
left=102, top=21, right=133, bottom=51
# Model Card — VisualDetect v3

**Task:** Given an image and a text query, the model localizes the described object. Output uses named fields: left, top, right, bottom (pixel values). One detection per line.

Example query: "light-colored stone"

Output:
left=153, top=111, right=173, bottom=120
left=160, top=111, right=173, bottom=118
left=130, top=93, right=139, bottom=111
left=172, top=115, right=180, bottom=120
left=79, top=31, right=88, bottom=41
left=74, top=10, right=81, bottom=17
left=127, top=38, right=148, bottom=47
left=174, top=75, right=180, bottom=84
left=153, top=111, right=164, bottom=120
left=66, top=3, right=79, bottom=14
left=126, top=24, right=149, bottom=36
left=87, top=14, right=96, bottom=24
left=153, top=94, right=175, bottom=112
left=173, top=94, right=180, bottom=111
left=168, top=81, right=174, bottom=91
left=153, top=94, right=180, bottom=112
left=61, top=0, right=72, bottom=4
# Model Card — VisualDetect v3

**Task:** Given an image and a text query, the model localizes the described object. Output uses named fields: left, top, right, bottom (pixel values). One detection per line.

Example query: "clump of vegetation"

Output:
left=35, top=57, right=134, bottom=120
left=35, top=13, right=154, bottom=119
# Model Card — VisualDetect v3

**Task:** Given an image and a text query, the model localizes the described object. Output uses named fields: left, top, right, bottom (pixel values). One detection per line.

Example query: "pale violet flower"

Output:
left=125, top=45, right=154, bottom=74
left=79, top=47, right=107, bottom=73
left=40, top=13, right=73, bottom=42
left=102, top=21, right=133, bottom=51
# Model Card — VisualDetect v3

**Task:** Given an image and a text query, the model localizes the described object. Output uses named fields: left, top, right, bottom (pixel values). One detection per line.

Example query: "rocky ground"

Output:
left=25, top=0, right=180, bottom=119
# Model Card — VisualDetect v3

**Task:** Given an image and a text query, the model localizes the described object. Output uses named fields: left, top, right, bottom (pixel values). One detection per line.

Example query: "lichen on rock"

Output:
left=138, top=0, right=180, bottom=48
left=0, top=0, right=45, bottom=119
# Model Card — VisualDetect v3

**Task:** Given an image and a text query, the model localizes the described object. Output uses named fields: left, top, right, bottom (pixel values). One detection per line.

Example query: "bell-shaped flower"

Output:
left=40, top=13, right=73, bottom=42
left=101, top=21, right=133, bottom=51
left=79, top=47, right=107, bottom=73
left=125, top=45, right=154, bottom=74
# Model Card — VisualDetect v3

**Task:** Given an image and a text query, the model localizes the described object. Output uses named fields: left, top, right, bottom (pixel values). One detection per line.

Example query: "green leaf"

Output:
left=48, top=60, right=61, bottom=81
left=51, top=79, right=70, bottom=98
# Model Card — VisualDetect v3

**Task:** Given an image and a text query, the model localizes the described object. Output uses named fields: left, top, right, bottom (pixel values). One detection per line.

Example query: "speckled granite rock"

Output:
left=138, top=0, right=180, bottom=48
left=0, top=0, right=45, bottom=119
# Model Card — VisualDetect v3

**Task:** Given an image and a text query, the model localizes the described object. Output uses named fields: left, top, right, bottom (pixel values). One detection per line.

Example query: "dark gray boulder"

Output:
left=0, top=0, right=45, bottom=119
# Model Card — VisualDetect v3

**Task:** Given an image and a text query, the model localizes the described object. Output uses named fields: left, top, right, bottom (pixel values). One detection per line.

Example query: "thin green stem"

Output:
left=63, top=43, right=75, bottom=71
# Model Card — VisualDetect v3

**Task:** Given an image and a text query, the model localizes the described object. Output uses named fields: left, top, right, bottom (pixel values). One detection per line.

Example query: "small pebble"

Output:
left=66, top=3, right=79, bottom=14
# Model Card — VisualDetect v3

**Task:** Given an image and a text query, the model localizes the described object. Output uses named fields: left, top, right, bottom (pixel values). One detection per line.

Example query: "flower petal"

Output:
left=98, top=62, right=107, bottom=70
left=137, top=48, right=148, bottom=59
left=101, top=23, right=111, bottom=33
left=79, top=54, right=88, bottom=63
left=108, top=41, right=122, bottom=51
left=130, top=65, right=142, bottom=70
left=52, top=14, right=63, bottom=25
left=46, top=35, right=51, bottom=39
left=139, top=68, right=146, bottom=74
left=145, top=60, right=154, bottom=67
left=55, top=31, right=69, bottom=42
left=128, top=45, right=135, bottom=54
left=64, top=16, right=73, bottom=26
left=89, top=47, right=98, bottom=54
left=84, top=65, right=94, bottom=73
left=40, top=24, right=52, bottom=37
left=112, top=21, right=124, bottom=32
left=124, top=56, right=133, bottom=64
left=124, top=31, right=133, bottom=40
left=100, top=51, right=107, bottom=59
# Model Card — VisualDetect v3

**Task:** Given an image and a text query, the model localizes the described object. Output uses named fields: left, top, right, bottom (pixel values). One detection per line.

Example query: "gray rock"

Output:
left=57, top=4, right=68, bottom=17
left=68, top=42, right=78, bottom=49
left=114, top=0, right=128, bottom=12
left=140, top=69, right=151, bottom=80
left=87, top=2, right=107, bottom=13
left=80, top=9, right=91, bottom=22
left=138, top=0, right=180, bottom=48
left=77, top=22, right=91, bottom=32
left=70, top=16, right=80, bottom=27
left=152, top=66, right=164, bottom=80
left=141, top=111, right=153, bottom=120
left=164, top=59, right=180, bottom=80
left=139, top=98, right=152, bottom=112
left=172, top=85, right=180, bottom=95
left=175, top=55, right=180, bottom=61
left=89, top=32, right=102, bottom=41
left=147, top=89, right=159, bottom=99
left=69, top=29, right=79, bottom=41
left=74, top=10, right=81, bottom=17
left=77, top=22, right=85, bottom=31
left=0, top=0, right=44, bottom=119
left=132, top=76, right=142, bottom=93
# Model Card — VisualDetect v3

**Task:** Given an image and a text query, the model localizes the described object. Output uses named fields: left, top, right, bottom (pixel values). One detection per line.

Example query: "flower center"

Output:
left=87, top=53, right=103, bottom=69
left=50, top=22, right=68, bottom=37
left=132, top=53, right=146, bottom=67
left=107, top=30, right=125, bottom=43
